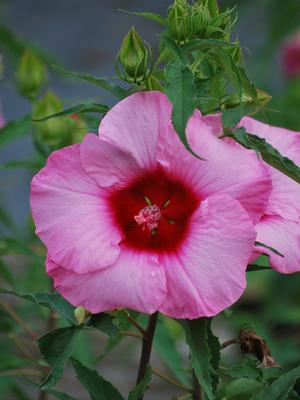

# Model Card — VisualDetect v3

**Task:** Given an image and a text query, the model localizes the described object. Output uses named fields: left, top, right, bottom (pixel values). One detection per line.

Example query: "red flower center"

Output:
left=108, top=169, right=200, bottom=253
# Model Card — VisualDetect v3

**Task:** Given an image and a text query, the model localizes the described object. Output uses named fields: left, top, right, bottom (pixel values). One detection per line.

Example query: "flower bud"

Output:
left=167, top=0, right=191, bottom=44
left=191, top=3, right=210, bottom=38
left=202, top=0, right=219, bottom=17
left=117, top=27, right=151, bottom=84
left=32, top=91, right=70, bottom=147
left=15, top=49, right=47, bottom=99
left=74, top=306, right=91, bottom=325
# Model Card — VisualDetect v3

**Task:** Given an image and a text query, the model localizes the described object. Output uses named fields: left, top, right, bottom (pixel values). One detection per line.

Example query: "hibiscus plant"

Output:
left=1, top=1, right=300, bottom=400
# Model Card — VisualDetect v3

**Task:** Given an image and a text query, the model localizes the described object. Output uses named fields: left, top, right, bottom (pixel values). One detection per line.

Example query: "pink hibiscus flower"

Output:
left=202, top=113, right=300, bottom=274
left=281, top=30, right=300, bottom=78
left=30, top=92, right=271, bottom=319
left=240, top=117, right=300, bottom=274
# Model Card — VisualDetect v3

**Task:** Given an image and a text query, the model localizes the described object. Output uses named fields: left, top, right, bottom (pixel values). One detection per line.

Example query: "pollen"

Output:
left=134, top=204, right=162, bottom=232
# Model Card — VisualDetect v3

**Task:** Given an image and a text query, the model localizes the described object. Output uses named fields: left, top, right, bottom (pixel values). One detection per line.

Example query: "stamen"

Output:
left=134, top=204, right=161, bottom=232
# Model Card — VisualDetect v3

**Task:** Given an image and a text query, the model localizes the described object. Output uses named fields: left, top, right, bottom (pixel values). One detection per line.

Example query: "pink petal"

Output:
left=240, top=117, right=300, bottom=221
left=30, top=145, right=121, bottom=273
left=158, top=110, right=271, bottom=224
left=255, top=215, right=300, bottom=274
left=46, top=249, right=167, bottom=314
left=80, top=133, right=141, bottom=187
left=99, top=91, right=172, bottom=170
left=159, top=195, right=256, bottom=319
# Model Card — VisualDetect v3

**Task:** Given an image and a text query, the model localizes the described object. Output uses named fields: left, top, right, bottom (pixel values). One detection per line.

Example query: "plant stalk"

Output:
left=136, top=312, right=158, bottom=400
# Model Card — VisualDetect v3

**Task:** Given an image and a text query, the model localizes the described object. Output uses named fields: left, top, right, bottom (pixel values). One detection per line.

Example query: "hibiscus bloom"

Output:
left=281, top=30, right=300, bottom=78
left=240, top=117, right=300, bottom=274
left=202, top=113, right=300, bottom=274
left=30, top=92, right=271, bottom=318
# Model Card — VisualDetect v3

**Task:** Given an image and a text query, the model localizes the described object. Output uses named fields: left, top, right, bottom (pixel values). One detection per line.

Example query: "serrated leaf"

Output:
left=33, top=103, right=109, bottom=121
left=119, top=10, right=167, bottom=25
left=222, top=105, right=256, bottom=129
left=165, top=59, right=196, bottom=150
left=254, top=365, right=300, bottom=400
left=38, top=327, right=80, bottom=389
left=128, top=365, right=152, bottom=400
left=89, top=313, right=119, bottom=337
left=180, top=318, right=215, bottom=400
left=227, top=127, right=300, bottom=184
left=52, top=65, right=128, bottom=99
left=223, top=356, right=262, bottom=380
left=0, top=289, right=76, bottom=324
left=71, top=358, right=125, bottom=400
left=225, top=378, right=264, bottom=400
left=44, top=389, right=79, bottom=400
left=0, top=114, right=32, bottom=147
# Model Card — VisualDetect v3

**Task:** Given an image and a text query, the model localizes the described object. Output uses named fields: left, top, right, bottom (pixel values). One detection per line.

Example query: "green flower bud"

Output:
left=32, top=91, right=70, bottom=147
left=15, top=49, right=47, bottom=99
left=191, top=3, right=210, bottom=38
left=202, top=0, right=219, bottom=17
left=167, top=0, right=191, bottom=44
left=117, top=27, right=151, bottom=84
left=74, top=306, right=91, bottom=325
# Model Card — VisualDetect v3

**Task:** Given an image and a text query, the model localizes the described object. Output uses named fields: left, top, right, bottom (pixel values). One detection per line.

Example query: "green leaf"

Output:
left=225, top=378, right=264, bottom=400
left=0, top=289, right=76, bottom=324
left=223, top=356, right=262, bottom=380
left=119, top=10, right=167, bottom=25
left=255, top=241, right=284, bottom=258
left=0, top=114, right=32, bottom=147
left=254, top=365, right=300, bottom=400
left=154, top=317, right=190, bottom=386
left=180, top=318, right=215, bottom=400
left=206, top=319, right=221, bottom=391
left=222, top=105, right=255, bottom=129
left=165, top=59, right=196, bottom=150
left=52, top=65, right=128, bottom=99
left=226, top=127, right=300, bottom=184
left=71, top=358, right=125, bottom=400
left=33, top=103, right=109, bottom=122
left=44, top=389, right=79, bottom=400
left=38, top=327, right=80, bottom=389
left=89, top=313, right=119, bottom=337
left=128, top=365, right=152, bottom=400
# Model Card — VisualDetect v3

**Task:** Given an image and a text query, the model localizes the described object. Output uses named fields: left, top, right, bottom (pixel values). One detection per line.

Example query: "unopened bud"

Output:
left=74, top=306, right=91, bottom=325
left=117, top=27, right=151, bottom=84
left=191, top=3, right=210, bottom=38
left=15, top=50, right=47, bottom=99
left=167, top=0, right=191, bottom=44
left=202, top=0, right=219, bottom=17
left=32, top=91, right=69, bottom=147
